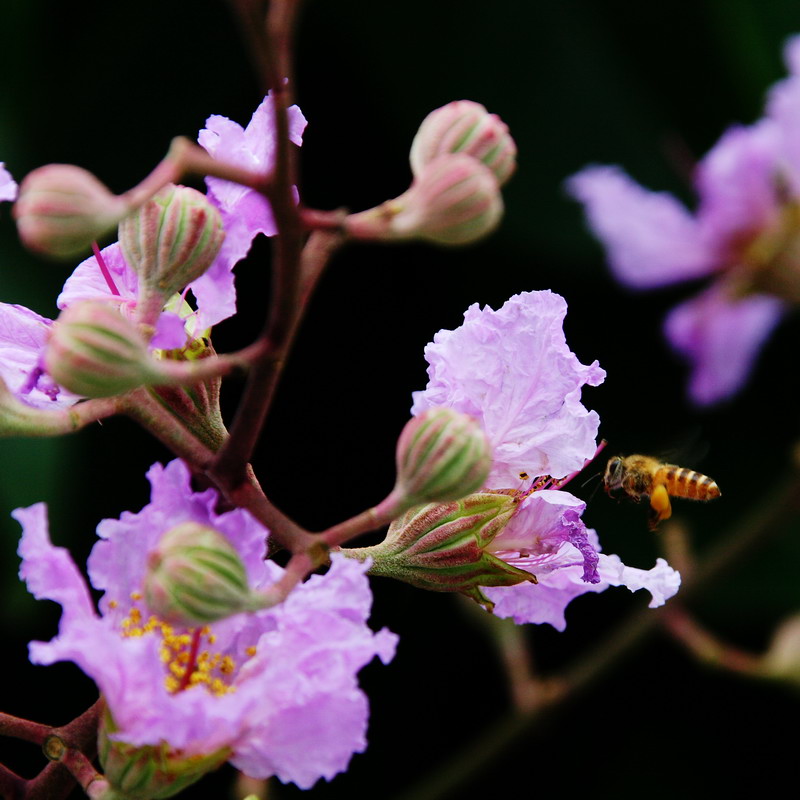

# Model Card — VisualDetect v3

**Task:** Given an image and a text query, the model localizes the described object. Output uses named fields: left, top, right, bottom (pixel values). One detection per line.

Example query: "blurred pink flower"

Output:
left=567, top=37, right=800, bottom=405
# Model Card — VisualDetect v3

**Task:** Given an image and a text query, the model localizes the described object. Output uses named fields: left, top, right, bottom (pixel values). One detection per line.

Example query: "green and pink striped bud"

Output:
left=393, top=407, right=492, bottom=509
left=345, top=153, right=503, bottom=247
left=45, top=299, right=248, bottom=399
left=119, top=184, right=224, bottom=321
left=13, top=164, right=130, bottom=259
left=44, top=300, right=160, bottom=398
left=99, top=709, right=230, bottom=799
left=410, top=100, right=517, bottom=186
left=344, top=493, right=533, bottom=609
left=143, top=522, right=270, bottom=627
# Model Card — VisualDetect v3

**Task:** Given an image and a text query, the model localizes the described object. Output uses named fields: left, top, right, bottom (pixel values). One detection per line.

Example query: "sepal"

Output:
left=343, top=493, right=534, bottom=610
left=98, top=710, right=230, bottom=800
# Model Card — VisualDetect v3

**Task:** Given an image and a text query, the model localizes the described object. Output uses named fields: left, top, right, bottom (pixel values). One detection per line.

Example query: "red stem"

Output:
left=0, top=712, right=51, bottom=745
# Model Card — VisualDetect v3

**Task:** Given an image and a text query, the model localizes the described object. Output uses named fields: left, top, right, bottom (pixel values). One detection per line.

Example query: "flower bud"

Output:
left=410, top=100, right=517, bottom=186
left=344, top=493, right=533, bottom=609
left=13, top=164, right=129, bottom=259
left=345, top=154, right=503, bottom=247
left=99, top=710, right=230, bottom=800
left=393, top=408, right=492, bottom=507
left=143, top=522, right=269, bottom=627
left=119, top=184, right=224, bottom=304
left=44, top=300, right=160, bottom=397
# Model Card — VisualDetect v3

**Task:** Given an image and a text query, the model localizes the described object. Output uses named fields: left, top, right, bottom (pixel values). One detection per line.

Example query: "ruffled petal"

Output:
left=695, top=121, right=782, bottom=249
left=595, top=554, right=681, bottom=608
left=484, top=563, right=607, bottom=630
left=567, top=165, right=718, bottom=287
left=412, top=291, right=604, bottom=484
left=664, top=284, right=786, bottom=405
left=230, top=691, right=369, bottom=788
left=196, top=98, right=307, bottom=328
left=15, top=503, right=96, bottom=623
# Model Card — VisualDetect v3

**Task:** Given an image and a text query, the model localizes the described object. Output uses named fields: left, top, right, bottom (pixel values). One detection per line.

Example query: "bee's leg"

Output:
left=648, top=485, right=672, bottom=531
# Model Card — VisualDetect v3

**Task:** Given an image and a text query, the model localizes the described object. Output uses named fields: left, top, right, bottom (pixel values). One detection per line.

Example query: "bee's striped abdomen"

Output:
left=658, top=465, right=721, bottom=501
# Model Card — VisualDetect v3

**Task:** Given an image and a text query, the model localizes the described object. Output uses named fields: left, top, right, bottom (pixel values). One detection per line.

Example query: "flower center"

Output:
left=116, top=593, right=257, bottom=696
left=738, top=202, right=800, bottom=303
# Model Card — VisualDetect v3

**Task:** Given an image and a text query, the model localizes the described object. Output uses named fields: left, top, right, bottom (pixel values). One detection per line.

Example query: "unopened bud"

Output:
left=44, top=300, right=160, bottom=397
left=345, top=154, right=503, bottom=247
left=13, top=164, right=129, bottom=259
left=144, top=522, right=269, bottom=627
left=410, top=100, right=517, bottom=186
left=119, top=184, right=224, bottom=306
left=394, top=408, right=492, bottom=507
left=99, top=710, right=230, bottom=800
left=344, top=493, right=532, bottom=608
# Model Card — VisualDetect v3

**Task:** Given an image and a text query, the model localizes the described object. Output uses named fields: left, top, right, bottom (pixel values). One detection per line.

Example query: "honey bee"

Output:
left=603, top=454, right=721, bottom=530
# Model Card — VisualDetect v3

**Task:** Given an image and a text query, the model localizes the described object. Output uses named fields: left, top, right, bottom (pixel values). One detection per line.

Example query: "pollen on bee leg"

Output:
left=648, top=484, right=672, bottom=530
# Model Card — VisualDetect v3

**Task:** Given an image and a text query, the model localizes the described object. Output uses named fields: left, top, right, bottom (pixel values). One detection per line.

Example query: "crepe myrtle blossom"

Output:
left=15, top=459, right=397, bottom=790
left=566, top=37, right=800, bottom=405
left=410, top=290, right=680, bottom=628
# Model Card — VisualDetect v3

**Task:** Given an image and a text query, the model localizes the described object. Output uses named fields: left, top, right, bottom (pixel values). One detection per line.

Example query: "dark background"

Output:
left=1, top=0, right=800, bottom=797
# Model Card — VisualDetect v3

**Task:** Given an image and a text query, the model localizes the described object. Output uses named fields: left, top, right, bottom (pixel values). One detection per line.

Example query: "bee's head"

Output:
left=603, top=456, right=626, bottom=493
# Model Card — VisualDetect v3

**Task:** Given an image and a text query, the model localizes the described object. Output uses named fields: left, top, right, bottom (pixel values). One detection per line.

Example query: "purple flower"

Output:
left=566, top=38, right=800, bottom=405
left=412, top=290, right=680, bottom=628
left=16, top=459, right=397, bottom=788
left=0, top=162, right=17, bottom=202
left=197, top=94, right=307, bottom=328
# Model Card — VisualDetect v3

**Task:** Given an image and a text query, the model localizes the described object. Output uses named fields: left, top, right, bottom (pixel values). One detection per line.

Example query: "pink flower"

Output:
left=566, top=37, right=800, bottom=405
left=412, top=290, right=680, bottom=629
left=16, top=459, right=397, bottom=788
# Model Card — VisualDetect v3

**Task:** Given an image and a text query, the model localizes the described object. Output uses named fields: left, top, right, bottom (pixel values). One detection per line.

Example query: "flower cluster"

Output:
left=568, top=36, right=800, bottom=405
left=16, top=459, right=397, bottom=790
left=0, top=95, right=305, bottom=409
left=409, top=290, right=679, bottom=628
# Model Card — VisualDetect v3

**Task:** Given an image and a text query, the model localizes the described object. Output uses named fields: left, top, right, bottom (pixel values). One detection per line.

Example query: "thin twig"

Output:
left=0, top=764, right=25, bottom=800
